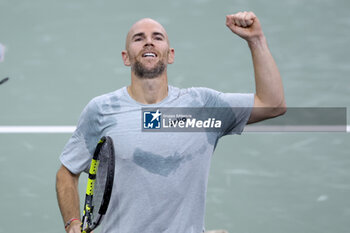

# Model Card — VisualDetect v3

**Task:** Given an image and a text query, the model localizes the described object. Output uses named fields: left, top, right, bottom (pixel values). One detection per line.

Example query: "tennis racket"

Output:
left=0, top=77, right=9, bottom=85
left=81, top=136, right=115, bottom=233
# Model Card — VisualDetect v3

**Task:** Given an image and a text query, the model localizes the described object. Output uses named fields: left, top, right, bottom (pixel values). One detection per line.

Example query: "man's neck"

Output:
left=127, top=73, right=169, bottom=105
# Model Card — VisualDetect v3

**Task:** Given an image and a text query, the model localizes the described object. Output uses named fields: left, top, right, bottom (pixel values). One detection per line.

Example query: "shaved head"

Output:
left=125, top=18, right=170, bottom=50
left=121, top=18, right=175, bottom=79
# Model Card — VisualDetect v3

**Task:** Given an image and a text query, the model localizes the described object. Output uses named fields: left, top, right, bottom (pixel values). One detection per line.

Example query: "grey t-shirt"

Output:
left=60, top=85, right=254, bottom=233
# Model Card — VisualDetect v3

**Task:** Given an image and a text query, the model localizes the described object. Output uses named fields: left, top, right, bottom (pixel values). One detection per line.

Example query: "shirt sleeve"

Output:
left=59, top=99, right=102, bottom=174
left=216, top=92, right=254, bottom=136
left=195, top=87, right=254, bottom=136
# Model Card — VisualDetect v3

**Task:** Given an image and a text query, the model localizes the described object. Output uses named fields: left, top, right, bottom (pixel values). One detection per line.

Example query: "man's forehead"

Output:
left=127, top=18, right=168, bottom=39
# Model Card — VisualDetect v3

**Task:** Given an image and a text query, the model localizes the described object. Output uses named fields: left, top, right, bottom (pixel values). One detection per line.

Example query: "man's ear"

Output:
left=167, top=48, right=175, bottom=64
left=122, top=50, right=131, bottom=66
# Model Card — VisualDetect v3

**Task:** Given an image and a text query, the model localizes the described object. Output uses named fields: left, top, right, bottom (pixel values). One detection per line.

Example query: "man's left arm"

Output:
left=226, top=11, right=286, bottom=124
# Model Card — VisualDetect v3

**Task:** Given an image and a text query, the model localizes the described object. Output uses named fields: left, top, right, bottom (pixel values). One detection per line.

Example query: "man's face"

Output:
left=122, top=19, right=174, bottom=79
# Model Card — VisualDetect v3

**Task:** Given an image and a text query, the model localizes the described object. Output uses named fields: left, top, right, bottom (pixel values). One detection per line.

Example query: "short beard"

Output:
left=132, top=60, right=166, bottom=79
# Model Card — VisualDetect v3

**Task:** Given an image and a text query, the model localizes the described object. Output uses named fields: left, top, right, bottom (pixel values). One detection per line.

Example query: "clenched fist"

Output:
left=226, top=11, right=264, bottom=43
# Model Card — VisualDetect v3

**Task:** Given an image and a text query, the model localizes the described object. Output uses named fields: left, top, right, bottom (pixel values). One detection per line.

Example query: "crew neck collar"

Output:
left=123, top=85, right=177, bottom=106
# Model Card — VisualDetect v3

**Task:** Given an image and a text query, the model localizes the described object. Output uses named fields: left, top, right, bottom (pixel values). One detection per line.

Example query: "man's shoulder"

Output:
left=85, top=87, right=126, bottom=113
left=167, top=86, right=221, bottom=107
left=92, top=87, right=125, bottom=103
left=176, top=86, right=220, bottom=99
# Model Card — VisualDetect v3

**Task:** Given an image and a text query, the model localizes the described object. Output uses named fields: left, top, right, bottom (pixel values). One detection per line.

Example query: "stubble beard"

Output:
left=132, top=60, right=166, bottom=79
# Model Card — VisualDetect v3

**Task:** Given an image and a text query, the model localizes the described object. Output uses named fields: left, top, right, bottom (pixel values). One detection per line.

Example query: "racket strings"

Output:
left=90, top=142, right=111, bottom=223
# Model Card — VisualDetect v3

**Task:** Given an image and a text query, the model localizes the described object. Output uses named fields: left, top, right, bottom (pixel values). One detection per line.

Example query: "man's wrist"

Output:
left=247, top=35, right=267, bottom=50
left=65, top=218, right=80, bottom=229
left=65, top=219, right=82, bottom=233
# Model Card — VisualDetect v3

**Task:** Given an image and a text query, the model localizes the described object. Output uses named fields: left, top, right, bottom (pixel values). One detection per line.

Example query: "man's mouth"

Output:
left=142, top=52, right=157, bottom=58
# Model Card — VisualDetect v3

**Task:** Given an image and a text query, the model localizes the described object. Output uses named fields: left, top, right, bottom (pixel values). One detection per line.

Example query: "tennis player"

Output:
left=56, top=11, right=286, bottom=233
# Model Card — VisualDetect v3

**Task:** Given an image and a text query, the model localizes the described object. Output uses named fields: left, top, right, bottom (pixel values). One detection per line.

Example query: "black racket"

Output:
left=0, top=77, right=9, bottom=85
left=81, top=136, right=115, bottom=233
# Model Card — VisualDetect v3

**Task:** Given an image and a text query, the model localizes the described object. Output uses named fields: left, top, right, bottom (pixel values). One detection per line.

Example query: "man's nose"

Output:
left=144, top=37, right=154, bottom=47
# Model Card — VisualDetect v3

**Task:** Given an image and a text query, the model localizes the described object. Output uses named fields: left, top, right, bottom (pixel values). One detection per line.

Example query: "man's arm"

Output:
left=56, top=165, right=82, bottom=233
left=226, top=11, right=286, bottom=124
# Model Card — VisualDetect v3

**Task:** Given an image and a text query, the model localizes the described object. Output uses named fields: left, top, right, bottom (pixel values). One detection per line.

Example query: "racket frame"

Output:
left=81, top=136, right=115, bottom=233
